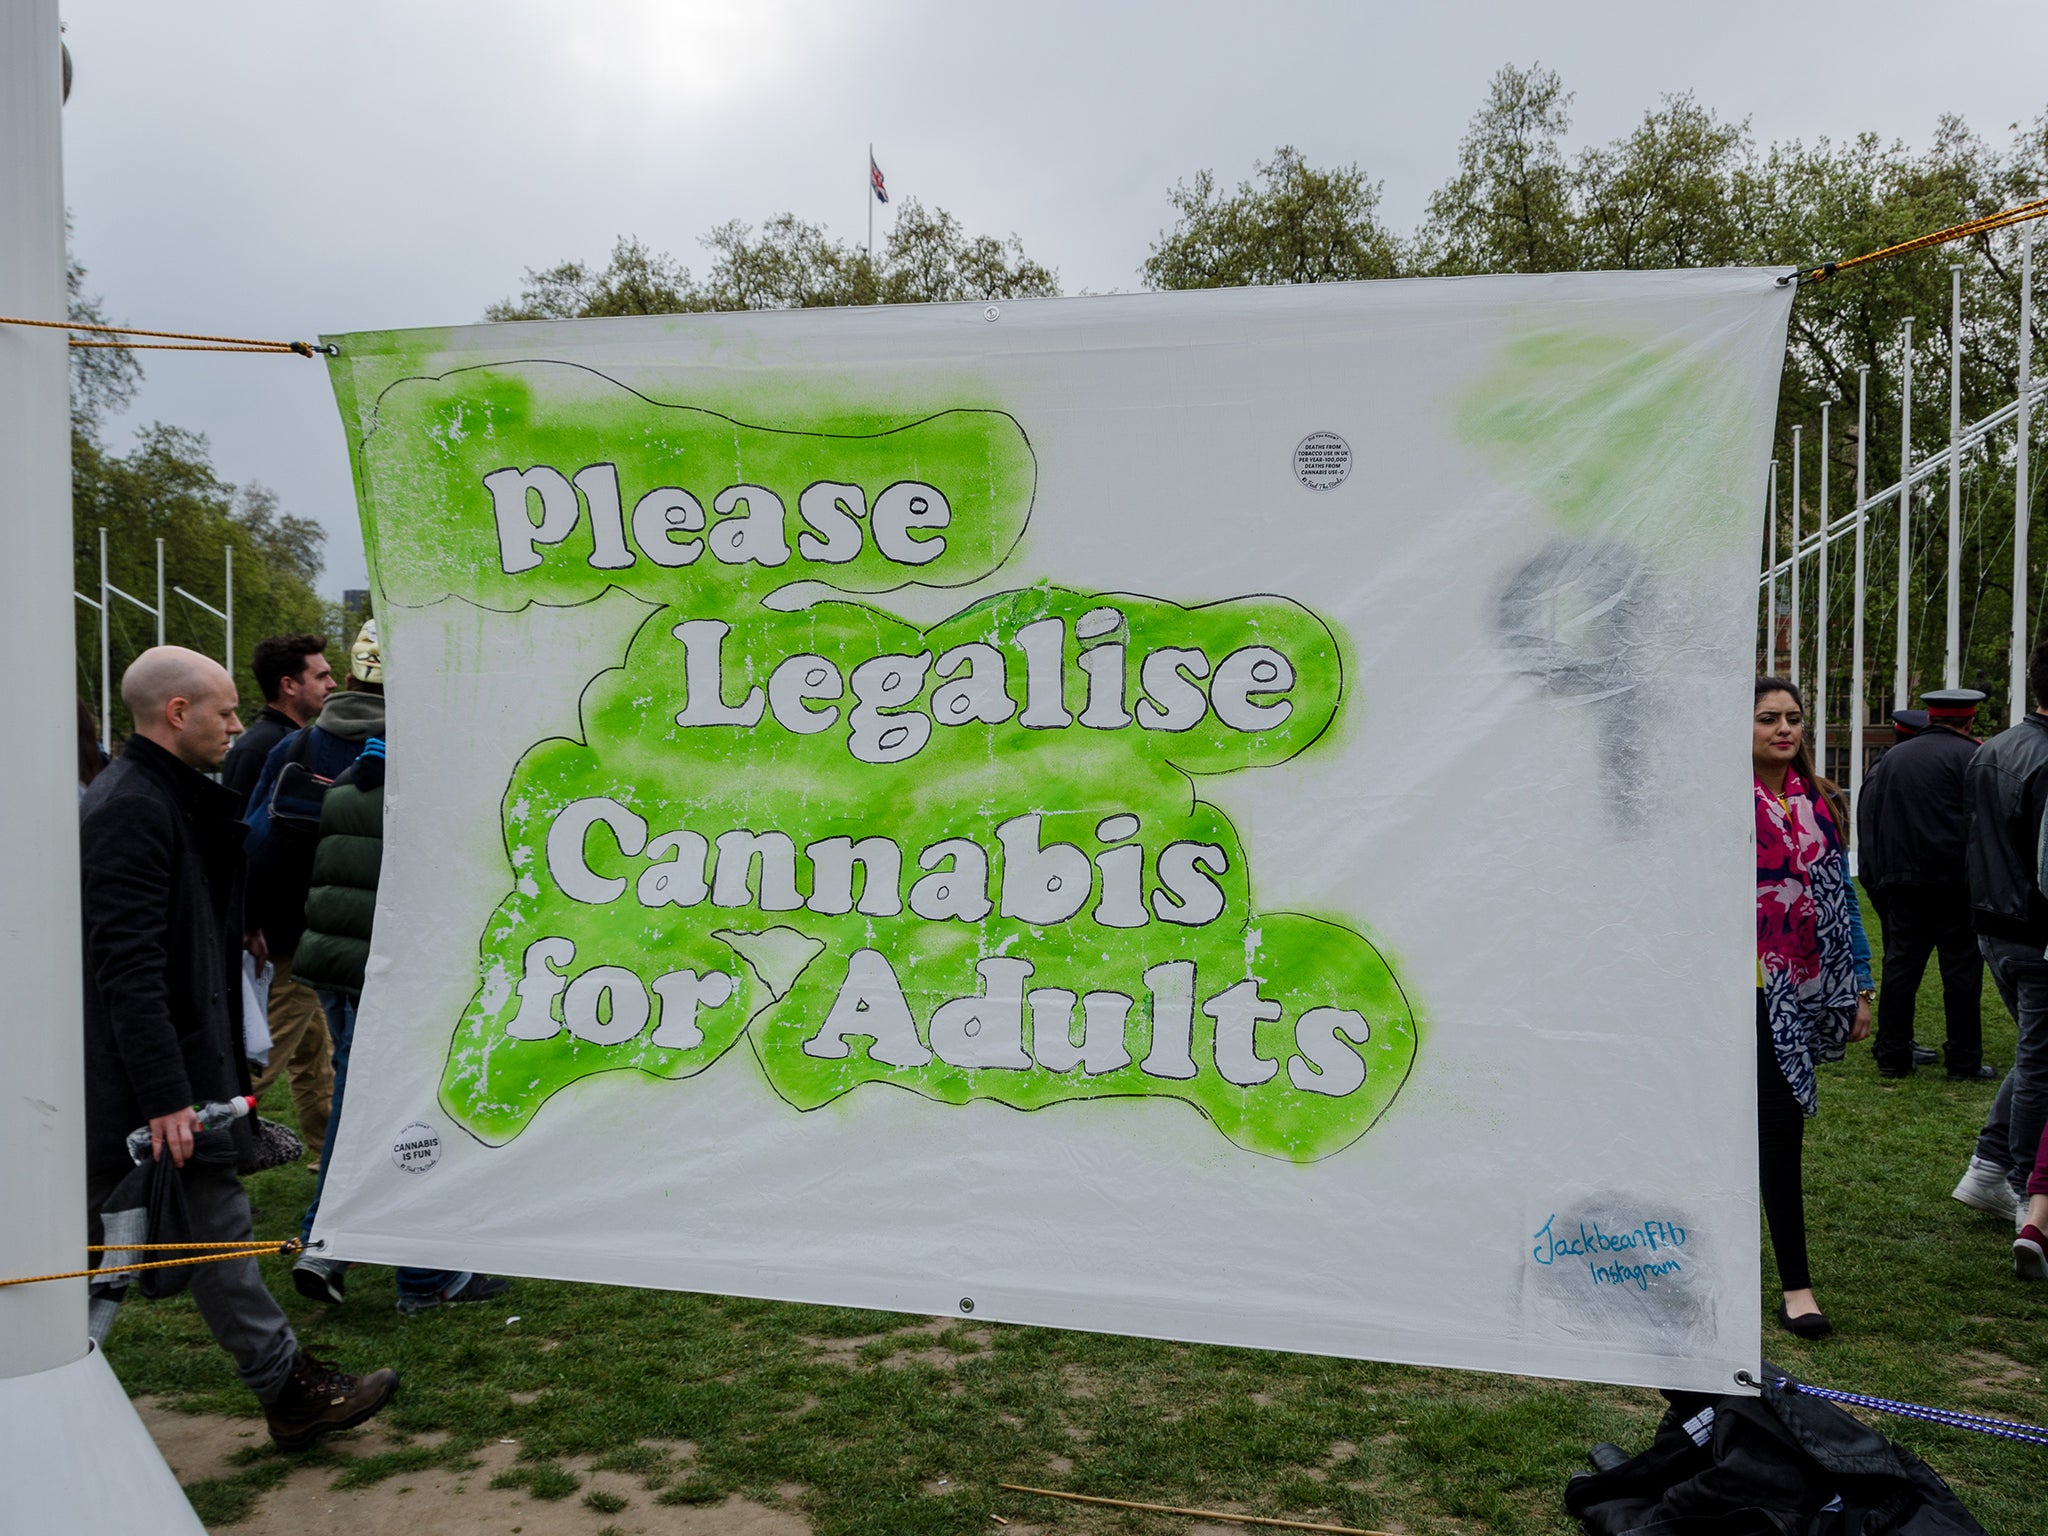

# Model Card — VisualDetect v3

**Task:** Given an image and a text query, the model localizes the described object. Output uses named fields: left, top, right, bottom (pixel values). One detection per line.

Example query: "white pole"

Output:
left=1791, top=425, right=1803, bottom=689
left=1766, top=461, right=1779, bottom=673
left=154, top=537, right=164, bottom=648
left=97, top=527, right=109, bottom=754
left=0, top=0, right=86, bottom=1380
left=1896, top=317, right=1914, bottom=709
left=2019, top=225, right=2036, bottom=724
left=0, top=14, right=206, bottom=1521
left=223, top=543, right=234, bottom=675
left=1852, top=368, right=1870, bottom=823
left=1817, top=402, right=1831, bottom=768
left=867, top=142, right=874, bottom=271
left=1947, top=265, right=1964, bottom=688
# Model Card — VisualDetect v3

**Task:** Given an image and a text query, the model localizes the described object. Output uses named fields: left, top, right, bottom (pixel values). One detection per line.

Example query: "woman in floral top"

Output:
left=1754, top=677, right=1872, bottom=1338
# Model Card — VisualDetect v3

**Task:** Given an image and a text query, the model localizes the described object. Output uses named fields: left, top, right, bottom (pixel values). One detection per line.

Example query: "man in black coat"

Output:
left=1857, top=688, right=1993, bottom=1080
left=220, top=632, right=334, bottom=811
left=80, top=645, right=396, bottom=1449
left=226, top=634, right=342, bottom=1175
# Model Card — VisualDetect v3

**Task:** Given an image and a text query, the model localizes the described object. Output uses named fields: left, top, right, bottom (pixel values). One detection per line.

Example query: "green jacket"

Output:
left=292, top=737, right=384, bottom=996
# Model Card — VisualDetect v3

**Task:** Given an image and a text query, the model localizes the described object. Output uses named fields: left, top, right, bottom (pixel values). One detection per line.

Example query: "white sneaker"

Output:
left=1952, top=1156, right=2020, bottom=1219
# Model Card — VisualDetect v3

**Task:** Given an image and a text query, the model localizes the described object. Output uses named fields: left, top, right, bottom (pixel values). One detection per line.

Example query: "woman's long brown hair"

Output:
left=1756, top=676, right=1847, bottom=830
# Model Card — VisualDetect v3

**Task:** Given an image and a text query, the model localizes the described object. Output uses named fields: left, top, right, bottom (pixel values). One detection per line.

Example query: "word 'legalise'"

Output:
left=672, top=614, right=1295, bottom=765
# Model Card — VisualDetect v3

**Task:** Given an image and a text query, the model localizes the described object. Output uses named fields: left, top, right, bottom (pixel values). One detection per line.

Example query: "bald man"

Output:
left=79, top=646, right=396, bottom=1449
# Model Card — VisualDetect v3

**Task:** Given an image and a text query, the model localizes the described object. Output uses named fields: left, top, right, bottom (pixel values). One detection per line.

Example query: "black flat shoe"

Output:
left=1776, top=1303, right=1833, bottom=1340
left=1876, top=1065, right=1914, bottom=1080
left=1912, top=1044, right=1940, bottom=1066
left=1946, top=1064, right=1999, bottom=1082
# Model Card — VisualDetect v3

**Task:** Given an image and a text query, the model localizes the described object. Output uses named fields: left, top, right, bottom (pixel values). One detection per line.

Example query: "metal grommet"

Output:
left=983, top=306, right=1000, bottom=323
left=958, top=1296, right=975, bottom=1313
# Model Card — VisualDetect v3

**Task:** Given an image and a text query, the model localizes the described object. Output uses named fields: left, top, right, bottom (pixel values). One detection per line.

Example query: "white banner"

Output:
left=315, top=270, right=1792, bottom=1392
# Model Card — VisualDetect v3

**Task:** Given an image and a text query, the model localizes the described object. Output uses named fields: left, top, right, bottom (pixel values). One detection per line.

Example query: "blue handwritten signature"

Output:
left=1532, top=1214, right=1687, bottom=1292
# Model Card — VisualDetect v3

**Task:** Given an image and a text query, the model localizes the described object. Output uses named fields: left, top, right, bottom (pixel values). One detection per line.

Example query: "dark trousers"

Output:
left=89, top=1161, right=299, bottom=1402
left=1757, top=997, right=1811, bottom=1292
left=1976, top=936, right=2048, bottom=1196
left=1873, top=886, right=1983, bottom=1075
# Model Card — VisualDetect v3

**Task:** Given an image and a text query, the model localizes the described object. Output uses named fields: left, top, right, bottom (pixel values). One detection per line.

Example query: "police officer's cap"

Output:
left=1920, top=687, right=1986, bottom=722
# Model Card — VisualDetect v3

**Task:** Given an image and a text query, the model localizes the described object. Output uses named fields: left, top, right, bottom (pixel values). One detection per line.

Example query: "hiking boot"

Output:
left=292, top=1253, right=349, bottom=1305
left=395, top=1272, right=511, bottom=1315
left=264, top=1348, right=398, bottom=1451
left=1952, top=1156, right=2020, bottom=1220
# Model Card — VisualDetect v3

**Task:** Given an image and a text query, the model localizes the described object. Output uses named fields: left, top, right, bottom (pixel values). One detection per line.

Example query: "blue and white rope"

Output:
left=1776, top=1378, right=2048, bottom=1449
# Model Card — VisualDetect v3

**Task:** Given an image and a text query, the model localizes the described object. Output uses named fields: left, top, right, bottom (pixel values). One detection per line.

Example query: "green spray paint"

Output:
left=331, top=352, right=1417, bottom=1161
left=1456, top=329, right=1756, bottom=551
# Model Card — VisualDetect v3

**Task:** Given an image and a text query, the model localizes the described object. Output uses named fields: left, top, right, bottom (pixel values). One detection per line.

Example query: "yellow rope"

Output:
left=1792, top=196, right=2048, bottom=285
left=0, top=313, right=332, bottom=357
left=66, top=341, right=311, bottom=353
left=83, top=1241, right=308, bottom=1252
left=0, top=1238, right=302, bottom=1289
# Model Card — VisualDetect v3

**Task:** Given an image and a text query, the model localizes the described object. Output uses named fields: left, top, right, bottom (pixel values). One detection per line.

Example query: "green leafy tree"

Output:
left=699, top=213, right=872, bottom=308
left=1141, top=146, right=1402, bottom=289
left=1418, top=63, right=1578, bottom=274
left=69, top=252, right=331, bottom=742
left=73, top=424, right=329, bottom=739
left=487, top=201, right=1056, bottom=320
left=67, top=254, right=142, bottom=434
left=1575, top=95, right=1749, bottom=270
left=483, top=236, right=698, bottom=321
left=875, top=200, right=1057, bottom=303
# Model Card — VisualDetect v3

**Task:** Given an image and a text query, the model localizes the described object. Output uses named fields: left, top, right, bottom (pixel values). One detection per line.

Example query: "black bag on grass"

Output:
left=1565, top=1363, right=1986, bottom=1536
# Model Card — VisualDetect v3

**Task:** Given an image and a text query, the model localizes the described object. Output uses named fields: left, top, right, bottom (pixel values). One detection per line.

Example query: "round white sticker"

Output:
left=1294, top=431, right=1352, bottom=491
left=392, top=1121, right=443, bottom=1175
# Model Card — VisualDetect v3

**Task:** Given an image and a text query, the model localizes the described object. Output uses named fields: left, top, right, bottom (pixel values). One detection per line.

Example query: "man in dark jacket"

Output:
left=220, top=633, right=334, bottom=809
left=80, top=646, right=395, bottom=1448
left=1955, top=644, right=2048, bottom=1221
left=238, top=633, right=386, bottom=1167
left=224, top=634, right=340, bottom=1170
left=1856, top=688, right=1991, bottom=1080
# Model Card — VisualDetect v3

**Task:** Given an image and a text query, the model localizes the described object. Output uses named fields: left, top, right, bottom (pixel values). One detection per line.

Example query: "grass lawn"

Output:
left=107, top=893, right=2046, bottom=1533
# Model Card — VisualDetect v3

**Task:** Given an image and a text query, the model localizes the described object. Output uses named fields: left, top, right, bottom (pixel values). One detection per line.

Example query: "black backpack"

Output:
left=1566, top=1365, right=1987, bottom=1536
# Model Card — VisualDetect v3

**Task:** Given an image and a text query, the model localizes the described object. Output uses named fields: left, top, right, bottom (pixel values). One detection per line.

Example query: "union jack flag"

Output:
left=870, top=154, right=889, bottom=204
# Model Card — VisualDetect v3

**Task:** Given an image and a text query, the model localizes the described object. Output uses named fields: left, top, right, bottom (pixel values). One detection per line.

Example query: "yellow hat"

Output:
left=349, top=619, right=383, bottom=685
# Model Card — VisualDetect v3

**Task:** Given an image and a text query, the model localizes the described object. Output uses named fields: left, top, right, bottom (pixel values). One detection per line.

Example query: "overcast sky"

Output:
left=59, top=0, right=2048, bottom=597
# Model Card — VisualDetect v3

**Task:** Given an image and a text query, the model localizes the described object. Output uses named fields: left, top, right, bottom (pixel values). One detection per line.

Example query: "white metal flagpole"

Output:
left=154, top=536, right=164, bottom=647
left=224, top=543, right=234, bottom=674
left=1896, top=317, right=1914, bottom=709
left=1947, top=265, right=1964, bottom=688
left=0, top=4, right=204, bottom=1523
left=1766, top=461, right=1779, bottom=673
left=1817, top=402, right=1831, bottom=767
left=1852, top=367, right=1870, bottom=821
left=2019, top=224, right=2036, bottom=724
left=1791, top=425, right=1803, bottom=689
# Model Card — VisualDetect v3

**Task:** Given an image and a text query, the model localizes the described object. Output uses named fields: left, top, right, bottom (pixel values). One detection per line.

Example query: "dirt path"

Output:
left=139, top=1399, right=812, bottom=1535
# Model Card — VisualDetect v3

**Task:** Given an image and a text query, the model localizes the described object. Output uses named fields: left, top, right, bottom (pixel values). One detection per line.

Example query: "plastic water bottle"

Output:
left=124, top=1094, right=257, bottom=1163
